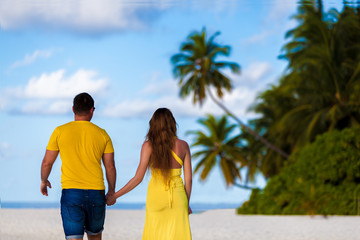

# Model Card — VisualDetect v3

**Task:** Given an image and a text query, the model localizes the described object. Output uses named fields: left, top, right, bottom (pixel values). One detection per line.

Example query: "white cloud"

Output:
left=243, top=62, right=271, bottom=81
left=103, top=96, right=199, bottom=118
left=1, top=69, right=108, bottom=115
left=47, top=100, right=73, bottom=114
left=103, top=84, right=260, bottom=121
left=230, top=61, right=272, bottom=89
left=0, top=0, right=249, bottom=35
left=0, top=0, right=168, bottom=35
left=18, top=100, right=72, bottom=115
left=1, top=62, right=270, bottom=119
left=103, top=62, right=271, bottom=120
left=9, top=49, right=58, bottom=70
left=9, top=69, right=108, bottom=99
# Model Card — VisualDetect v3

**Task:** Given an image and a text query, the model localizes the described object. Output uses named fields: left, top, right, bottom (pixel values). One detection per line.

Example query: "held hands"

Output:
left=40, top=180, right=119, bottom=205
left=40, top=180, right=52, bottom=196
left=106, top=191, right=117, bottom=206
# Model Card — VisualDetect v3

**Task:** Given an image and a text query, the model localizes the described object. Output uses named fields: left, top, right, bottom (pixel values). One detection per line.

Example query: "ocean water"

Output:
left=0, top=202, right=240, bottom=212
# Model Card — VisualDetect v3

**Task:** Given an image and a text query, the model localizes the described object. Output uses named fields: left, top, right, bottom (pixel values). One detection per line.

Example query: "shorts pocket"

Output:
left=65, top=204, right=84, bottom=222
left=92, top=203, right=105, bottom=221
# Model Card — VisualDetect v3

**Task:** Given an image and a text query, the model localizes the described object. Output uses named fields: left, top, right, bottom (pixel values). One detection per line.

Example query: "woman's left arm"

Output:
left=106, top=141, right=151, bottom=206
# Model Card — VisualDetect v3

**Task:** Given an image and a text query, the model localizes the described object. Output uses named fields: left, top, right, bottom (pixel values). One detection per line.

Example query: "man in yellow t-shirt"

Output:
left=40, top=92, right=116, bottom=240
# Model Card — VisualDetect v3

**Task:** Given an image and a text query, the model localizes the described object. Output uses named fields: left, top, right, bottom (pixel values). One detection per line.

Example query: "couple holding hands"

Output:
left=40, top=92, right=192, bottom=240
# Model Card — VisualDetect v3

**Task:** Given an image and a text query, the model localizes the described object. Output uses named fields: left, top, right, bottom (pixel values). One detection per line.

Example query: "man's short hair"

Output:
left=73, top=92, right=94, bottom=115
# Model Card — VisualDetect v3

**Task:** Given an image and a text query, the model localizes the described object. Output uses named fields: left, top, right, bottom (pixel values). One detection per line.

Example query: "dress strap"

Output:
left=171, top=150, right=183, bottom=166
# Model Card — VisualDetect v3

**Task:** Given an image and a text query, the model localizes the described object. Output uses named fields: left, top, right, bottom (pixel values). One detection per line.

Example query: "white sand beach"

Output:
left=1, top=208, right=360, bottom=240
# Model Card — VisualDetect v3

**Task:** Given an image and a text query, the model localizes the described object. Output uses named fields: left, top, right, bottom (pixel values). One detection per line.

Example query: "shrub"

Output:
left=238, top=127, right=360, bottom=215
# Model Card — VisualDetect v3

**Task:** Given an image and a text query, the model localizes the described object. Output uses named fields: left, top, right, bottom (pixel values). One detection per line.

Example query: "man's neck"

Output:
left=74, top=115, right=92, bottom=121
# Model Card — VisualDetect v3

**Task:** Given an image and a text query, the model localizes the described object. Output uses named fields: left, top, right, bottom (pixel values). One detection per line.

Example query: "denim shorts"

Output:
left=60, top=189, right=106, bottom=240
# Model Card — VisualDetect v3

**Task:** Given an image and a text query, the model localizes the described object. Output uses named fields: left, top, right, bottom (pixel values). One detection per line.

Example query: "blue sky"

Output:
left=0, top=0, right=343, bottom=205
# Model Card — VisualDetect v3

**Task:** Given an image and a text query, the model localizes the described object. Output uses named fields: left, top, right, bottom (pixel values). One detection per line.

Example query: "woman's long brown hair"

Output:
left=146, top=108, right=177, bottom=182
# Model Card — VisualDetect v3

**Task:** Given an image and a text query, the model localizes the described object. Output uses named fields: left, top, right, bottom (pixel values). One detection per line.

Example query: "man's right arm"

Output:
left=40, top=150, right=59, bottom=196
left=102, top=152, right=116, bottom=202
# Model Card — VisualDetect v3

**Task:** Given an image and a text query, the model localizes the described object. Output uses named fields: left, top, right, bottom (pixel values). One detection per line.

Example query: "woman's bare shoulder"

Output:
left=175, top=138, right=190, bottom=149
left=142, top=140, right=152, bottom=150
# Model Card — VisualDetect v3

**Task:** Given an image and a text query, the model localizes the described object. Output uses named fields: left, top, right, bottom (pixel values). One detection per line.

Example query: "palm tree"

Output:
left=279, top=1, right=360, bottom=143
left=249, top=84, right=296, bottom=177
left=171, top=27, right=289, bottom=159
left=250, top=0, right=360, bottom=177
left=237, top=126, right=265, bottom=184
left=188, top=114, right=256, bottom=189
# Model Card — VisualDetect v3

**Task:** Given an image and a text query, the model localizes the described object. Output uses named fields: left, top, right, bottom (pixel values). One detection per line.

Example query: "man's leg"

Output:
left=87, top=233, right=102, bottom=240
left=84, top=190, right=106, bottom=240
left=61, top=189, right=86, bottom=240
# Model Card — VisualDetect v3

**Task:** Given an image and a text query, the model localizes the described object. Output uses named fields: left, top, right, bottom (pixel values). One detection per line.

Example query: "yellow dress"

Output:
left=142, top=151, right=192, bottom=240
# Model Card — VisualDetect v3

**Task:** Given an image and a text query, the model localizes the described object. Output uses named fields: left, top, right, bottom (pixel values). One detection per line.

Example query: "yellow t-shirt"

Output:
left=46, top=121, right=114, bottom=190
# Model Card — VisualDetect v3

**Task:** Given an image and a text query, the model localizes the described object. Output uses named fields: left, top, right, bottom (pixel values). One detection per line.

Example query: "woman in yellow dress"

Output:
left=107, top=108, right=192, bottom=240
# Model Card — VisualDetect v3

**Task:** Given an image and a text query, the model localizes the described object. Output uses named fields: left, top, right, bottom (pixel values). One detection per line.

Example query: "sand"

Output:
left=1, top=208, right=360, bottom=240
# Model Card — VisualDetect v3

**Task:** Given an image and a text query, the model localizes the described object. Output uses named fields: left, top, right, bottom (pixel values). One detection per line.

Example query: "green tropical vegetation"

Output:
left=187, top=115, right=256, bottom=189
left=171, top=28, right=289, bottom=159
left=241, top=0, right=360, bottom=214
left=237, top=128, right=360, bottom=215
left=171, top=28, right=240, bottom=106
left=249, top=0, right=360, bottom=178
left=172, top=0, right=360, bottom=215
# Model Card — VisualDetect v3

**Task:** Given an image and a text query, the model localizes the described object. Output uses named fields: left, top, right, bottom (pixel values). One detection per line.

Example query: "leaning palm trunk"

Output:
left=206, top=87, right=290, bottom=159
left=234, top=182, right=255, bottom=190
